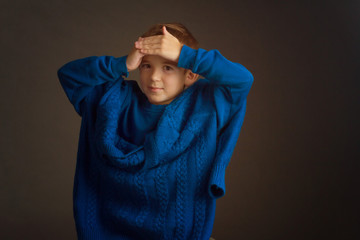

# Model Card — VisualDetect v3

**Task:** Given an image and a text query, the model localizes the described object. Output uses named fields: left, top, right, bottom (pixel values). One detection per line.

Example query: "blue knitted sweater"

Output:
left=58, top=45, right=253, bottom=240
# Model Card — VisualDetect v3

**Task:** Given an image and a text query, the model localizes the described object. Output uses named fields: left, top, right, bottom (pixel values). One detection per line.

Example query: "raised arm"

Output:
left=134, top=26, right=253, bottom=96
left=178, top=45, right=254, bottom=95
left=176, top=45, right=254, bottom=199
left=57, top=55, right=129, bottom=115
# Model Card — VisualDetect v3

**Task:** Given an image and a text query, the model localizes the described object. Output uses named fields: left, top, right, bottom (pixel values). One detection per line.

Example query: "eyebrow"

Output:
left=162, top=60, right=178, bottom=66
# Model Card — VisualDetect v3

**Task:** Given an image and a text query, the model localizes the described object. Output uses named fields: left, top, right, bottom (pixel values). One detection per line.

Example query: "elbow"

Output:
left=57, top=68, right=63, bottom=80
left=247, top=69, right=254, bottom=85
left=236, top=62, right=254, bottom=86
left=249, top=71, right=254, bottom=83
left=241, top=70, right=254, bottom=91
left=57, top=64, right=67, bottom=81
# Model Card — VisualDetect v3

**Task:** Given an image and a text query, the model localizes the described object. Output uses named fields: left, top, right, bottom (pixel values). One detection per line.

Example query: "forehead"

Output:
left=142, top=55, right=178, bottom=66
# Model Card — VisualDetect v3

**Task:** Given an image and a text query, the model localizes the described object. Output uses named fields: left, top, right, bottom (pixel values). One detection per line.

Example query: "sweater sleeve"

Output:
left=178, top=45, right=254, bottom=199
left=178, top=45, right=253, bottom=96
left=57, top=55, right=129, bottom=116
left=178, top=45, right=253, bottom=131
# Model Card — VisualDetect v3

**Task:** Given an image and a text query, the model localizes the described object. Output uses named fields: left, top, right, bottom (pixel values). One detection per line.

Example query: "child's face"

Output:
left=138, top=55, right=187, bottom=105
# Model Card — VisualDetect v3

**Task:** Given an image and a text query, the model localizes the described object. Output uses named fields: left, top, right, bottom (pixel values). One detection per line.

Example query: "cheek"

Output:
left=138, top=76, right=147, bottom=92
left=139, top=74, right=148, bottom=85
left=165, top=80, right=183, bottom=92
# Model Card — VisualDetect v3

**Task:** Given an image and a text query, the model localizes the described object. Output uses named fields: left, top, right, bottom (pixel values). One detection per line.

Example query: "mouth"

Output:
left=148, top=86, right=163, bottom=92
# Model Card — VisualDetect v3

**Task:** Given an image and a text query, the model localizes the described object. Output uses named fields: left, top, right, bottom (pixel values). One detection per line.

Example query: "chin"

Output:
left=147, top=98, right=164, bottom=105
left=149, top=98, right=171, bottom=105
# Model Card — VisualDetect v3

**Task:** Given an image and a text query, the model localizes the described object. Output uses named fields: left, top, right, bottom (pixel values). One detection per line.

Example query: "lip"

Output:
left=148, top=87, right=163, bottom=92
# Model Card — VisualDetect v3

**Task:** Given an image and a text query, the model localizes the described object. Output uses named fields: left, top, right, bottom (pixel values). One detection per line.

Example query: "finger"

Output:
left=139, top=43, right=162, bottom=50
left=139, top=48, right=161, bottom=55
left=135, top=40, right=160, bottom=49
left=136, top=38, right=163, bottom=48
left=139, top=35, right=163, bottom=44
left=162, top=26, right=167, bottom=35
left=136, top=48, right=146, bottom=57
left=135, top=41, right=141, bottom=49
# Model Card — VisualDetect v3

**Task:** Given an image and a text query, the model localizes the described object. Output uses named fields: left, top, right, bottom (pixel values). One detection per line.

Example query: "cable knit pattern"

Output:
left=95, top=82, right=145, bottom=169
left=175, top=153, right=187, bottom=240
left=58, top=45, right=253, bottom=239
left=193, top=135, right=207, bottom=240
left=134, top=171, right=149, bottom=228
left=86, top=164, right=98, bottom=230
left=154, top=164, right=169, bottom=240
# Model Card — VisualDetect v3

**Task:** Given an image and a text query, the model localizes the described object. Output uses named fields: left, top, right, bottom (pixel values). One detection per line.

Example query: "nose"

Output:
left=150, top=68, right=161, bottom=82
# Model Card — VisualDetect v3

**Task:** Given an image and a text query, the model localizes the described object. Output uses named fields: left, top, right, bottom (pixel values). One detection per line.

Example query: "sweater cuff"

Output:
left=112, top=55, right=129, bottom=78
left=208, top=164, right=227, bottom=199
left=177, top=45, right=197, bottom=71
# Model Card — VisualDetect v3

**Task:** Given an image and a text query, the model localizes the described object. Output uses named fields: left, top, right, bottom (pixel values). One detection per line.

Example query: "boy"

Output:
left=58, top=23, right=253, bottom=240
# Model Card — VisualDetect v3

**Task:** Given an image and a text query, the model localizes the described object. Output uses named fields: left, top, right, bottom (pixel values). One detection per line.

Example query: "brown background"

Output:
left=1, top=0, right=359, bottom=239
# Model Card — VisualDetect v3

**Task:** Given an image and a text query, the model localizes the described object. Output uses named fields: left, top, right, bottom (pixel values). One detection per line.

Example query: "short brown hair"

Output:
left=141, top=23, right=199, bottom=49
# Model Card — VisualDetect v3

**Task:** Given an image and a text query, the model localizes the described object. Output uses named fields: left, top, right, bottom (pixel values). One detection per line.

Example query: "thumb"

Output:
left=162, top=26, right=169, bottom=35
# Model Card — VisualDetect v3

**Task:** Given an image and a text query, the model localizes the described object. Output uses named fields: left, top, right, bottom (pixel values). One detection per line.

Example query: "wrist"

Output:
left=125, top=55, right=132, bottom=72
left=177, top=45, right=197, bottom=70
left=174, top=44, right=184, bottom=63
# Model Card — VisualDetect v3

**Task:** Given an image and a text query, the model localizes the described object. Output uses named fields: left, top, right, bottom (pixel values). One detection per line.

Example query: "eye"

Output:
left=163, top=65, right=173, bottom=71
left=140, top=63, right=151, bottom=69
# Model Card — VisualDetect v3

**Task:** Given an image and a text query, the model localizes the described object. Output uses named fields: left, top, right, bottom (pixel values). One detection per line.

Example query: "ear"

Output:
left=184, top=70, right=199, bottom=89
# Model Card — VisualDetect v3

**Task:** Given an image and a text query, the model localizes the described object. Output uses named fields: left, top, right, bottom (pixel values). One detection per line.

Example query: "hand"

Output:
left=126, top=38, right=146, bottom=72
left=134, top=26, right=183, bottom=63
